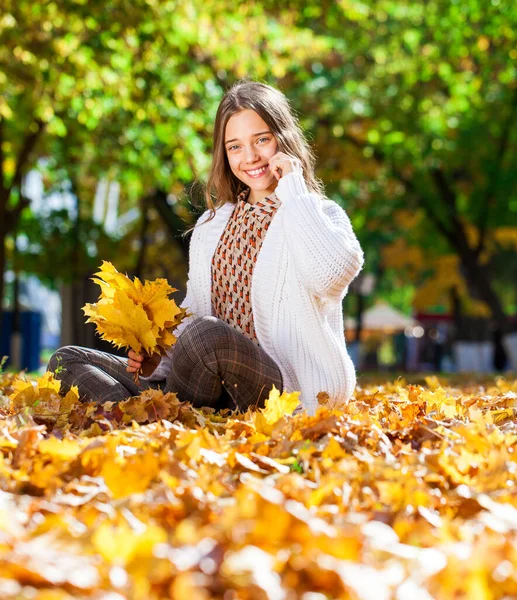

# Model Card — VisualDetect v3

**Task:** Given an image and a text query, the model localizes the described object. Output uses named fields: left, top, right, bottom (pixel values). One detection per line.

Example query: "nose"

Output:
left=242, top=145, right=260, bottom=164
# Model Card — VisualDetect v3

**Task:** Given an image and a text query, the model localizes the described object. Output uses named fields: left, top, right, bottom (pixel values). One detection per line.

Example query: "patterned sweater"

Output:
left=211, top=187, right=281, bottom=344
left=149, top=170, right=364, bottom=416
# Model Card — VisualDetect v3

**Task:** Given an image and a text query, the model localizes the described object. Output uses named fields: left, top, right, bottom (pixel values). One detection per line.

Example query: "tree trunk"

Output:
left=60, top=279, right=97, bottom=349
left=354, top=293, right=364, bottom=344
left=449, top=286, right=463, bottom=337
left=70, top=178, right=82, bottom=344
left=0, top=187, right=7, bottom=313
left=0, top=119, right=45, bottom=312
left=455, top=241, right=508, bottom=332
left=0, top=225, right=5, bottom=315
left=150, top=189, right=191, bottom=261
left=134, top=194, right=150, bottom=279
left=419, top=192, right=508, bottom=332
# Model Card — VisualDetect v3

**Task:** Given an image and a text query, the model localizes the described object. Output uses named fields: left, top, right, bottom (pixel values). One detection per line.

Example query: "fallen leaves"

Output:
left=9, top=371, right=80, bottom=429
left=252, top=384, right=300, bottom=435
left=0, top=372, right=517, bottom=598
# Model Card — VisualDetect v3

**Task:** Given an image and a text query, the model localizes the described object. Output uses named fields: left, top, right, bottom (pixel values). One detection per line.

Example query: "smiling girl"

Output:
left=48, top=79, right=364, bottom=416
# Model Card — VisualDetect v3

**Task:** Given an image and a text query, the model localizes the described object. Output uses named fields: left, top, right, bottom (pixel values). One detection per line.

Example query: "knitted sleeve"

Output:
left=275, top=170, right=364, bottom=300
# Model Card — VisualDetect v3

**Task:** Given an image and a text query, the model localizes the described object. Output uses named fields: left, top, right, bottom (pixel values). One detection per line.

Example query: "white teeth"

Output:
left=247, top=166, right=267, bottom=176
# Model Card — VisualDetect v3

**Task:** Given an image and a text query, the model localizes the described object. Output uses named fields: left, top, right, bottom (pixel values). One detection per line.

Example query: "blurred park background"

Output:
left=0, top=0, right=516, bottom=376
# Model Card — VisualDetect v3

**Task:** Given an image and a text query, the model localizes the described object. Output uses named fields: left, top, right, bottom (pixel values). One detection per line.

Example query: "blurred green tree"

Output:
left=0, top=0, right=156, bottom=305
left=281, top=0, right=517, bottom=330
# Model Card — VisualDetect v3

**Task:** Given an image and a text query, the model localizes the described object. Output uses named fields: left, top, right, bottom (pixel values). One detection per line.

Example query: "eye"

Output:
left=228, top=145, right=238, bottom=151
left=258, top=137, right=270, bottom=143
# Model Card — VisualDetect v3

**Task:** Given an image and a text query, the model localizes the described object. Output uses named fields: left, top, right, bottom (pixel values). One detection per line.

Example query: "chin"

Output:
left=247, top=176, right=275, bottom=187
left=249, top=181, right=272, bottom=189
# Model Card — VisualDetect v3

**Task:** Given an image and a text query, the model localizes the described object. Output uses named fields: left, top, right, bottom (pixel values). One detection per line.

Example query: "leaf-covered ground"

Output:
left=1, top=370, right=517, bottom=599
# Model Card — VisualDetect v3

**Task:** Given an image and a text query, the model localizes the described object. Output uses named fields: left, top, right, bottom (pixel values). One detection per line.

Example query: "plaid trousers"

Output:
left=47, top=316, right=284, bottom=412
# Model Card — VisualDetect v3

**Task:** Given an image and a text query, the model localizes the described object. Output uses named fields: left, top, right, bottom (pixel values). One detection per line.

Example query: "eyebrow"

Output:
left=225, top=131, right=272, bottom=145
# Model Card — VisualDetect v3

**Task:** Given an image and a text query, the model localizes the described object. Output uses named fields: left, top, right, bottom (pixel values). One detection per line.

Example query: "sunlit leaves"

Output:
left=1, top=371, right=517, bottom=596
left=82, top=261, right=189, bottom=358
left=253, top=385, right=300, bottom=435
left=9, top=371, right=80, bottom=427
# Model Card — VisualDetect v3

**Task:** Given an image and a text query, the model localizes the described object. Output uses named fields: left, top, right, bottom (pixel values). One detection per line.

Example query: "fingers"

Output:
left=126, top=350, right=143, bottom=373
left=272, top=165, right=281, bottom=180
left=126, top=361, right=141, bottom=373
left=267, top=158, right=281, bottom=180
left=269, top=153, right=300, bottom=180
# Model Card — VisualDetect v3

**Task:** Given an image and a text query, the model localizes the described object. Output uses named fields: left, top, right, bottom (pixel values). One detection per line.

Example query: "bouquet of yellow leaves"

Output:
left=82, top=261, right=190, bottom=382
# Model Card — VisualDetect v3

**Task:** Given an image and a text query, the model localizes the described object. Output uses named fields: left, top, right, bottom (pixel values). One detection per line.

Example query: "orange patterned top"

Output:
left=211, top=187, right=282, bottom=345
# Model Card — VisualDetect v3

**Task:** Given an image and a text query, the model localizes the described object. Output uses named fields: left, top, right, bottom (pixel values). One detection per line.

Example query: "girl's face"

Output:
left=224, top=109, right=278, bottom=199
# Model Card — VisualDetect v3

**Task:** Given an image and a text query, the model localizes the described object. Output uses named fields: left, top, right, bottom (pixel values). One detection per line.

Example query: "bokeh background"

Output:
left=1, top=0, right=516, bottom=375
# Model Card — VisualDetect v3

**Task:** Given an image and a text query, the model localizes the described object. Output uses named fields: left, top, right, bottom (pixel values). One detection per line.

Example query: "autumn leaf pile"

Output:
left=82, top=261, right=189, bottom=358
left=1, top=371, right=517, bottom=599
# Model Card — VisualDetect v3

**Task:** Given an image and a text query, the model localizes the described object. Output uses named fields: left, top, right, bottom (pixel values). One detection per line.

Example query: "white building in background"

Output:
left=93, top=178, right=120, bottom=234
left=23, top=168, right=77, bottom=218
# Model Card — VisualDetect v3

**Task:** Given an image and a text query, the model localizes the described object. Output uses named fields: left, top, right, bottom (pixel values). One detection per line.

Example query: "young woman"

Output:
left=48, top=79, right=364, bottom=416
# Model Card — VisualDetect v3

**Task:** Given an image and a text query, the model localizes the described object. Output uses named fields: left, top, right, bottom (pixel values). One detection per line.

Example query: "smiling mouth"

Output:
left=245, top=165, right=269, bottom=178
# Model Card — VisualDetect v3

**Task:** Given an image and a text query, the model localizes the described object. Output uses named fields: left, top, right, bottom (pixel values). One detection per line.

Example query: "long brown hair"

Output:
left=183, top=78, right=325, bottom=237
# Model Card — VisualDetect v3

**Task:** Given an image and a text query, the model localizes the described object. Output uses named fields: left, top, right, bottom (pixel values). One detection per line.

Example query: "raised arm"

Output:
left=274, top=170, right=364, bottom=300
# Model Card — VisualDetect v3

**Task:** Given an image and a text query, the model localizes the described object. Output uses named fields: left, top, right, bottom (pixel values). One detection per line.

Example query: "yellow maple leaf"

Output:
left=99, top=436, right=163, bottom=499
left=253, top=385, right=300, bottom=435
left=9, top=371, right=79, bottom=423
left=38, top=438, right=84, bottom=461
left=11, top=370, right=60, bottom=398
left=425, top=375, right=441, bottom=391
left=82, top=261, right=189, bottom=361
left=422, top=386, right=462, bottom=420
left=92, top=520, right=167, bottom=566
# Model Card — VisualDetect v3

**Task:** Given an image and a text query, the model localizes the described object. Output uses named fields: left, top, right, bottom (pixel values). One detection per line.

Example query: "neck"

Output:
left=247, top=181, right=278, bottom=205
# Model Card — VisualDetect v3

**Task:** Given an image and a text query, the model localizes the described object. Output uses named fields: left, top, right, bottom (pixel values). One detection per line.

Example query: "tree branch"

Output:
left=150, top=188, right=190, bottom=259
left=343, top=131, right=457, bottom=244
left=134, top=194, right=150, bottom=279
left=2, top=119, right=46, bottom=235
left=5, top=194, right=31, bottom=235
left=430, top=167, right=457, bottom=215
left=429, top=166, right=470, bottom=244
left=420, top=196, right=459, bottom=246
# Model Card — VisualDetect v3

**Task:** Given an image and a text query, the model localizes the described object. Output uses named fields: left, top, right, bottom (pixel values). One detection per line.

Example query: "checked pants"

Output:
left=47, top=316, right=284, bottom=412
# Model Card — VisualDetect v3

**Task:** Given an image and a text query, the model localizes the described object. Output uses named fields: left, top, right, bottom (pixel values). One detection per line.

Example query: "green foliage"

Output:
left=1, top=0, right=516, bottom=316
left=1, top=0, right=334, bottom=195
left=283, top=0, right=517, bottom=316
left=11, top=208, right=122, bottom=287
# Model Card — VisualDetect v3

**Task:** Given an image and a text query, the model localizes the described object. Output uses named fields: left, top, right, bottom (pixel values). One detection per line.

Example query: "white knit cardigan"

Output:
left=150, top=170, right=365, bottom=415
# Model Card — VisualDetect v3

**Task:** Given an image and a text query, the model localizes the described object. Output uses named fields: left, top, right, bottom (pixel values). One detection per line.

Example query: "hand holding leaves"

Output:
left=127, top=350, right=162, bottom=378
left=83, top=261, right=190, bottom=383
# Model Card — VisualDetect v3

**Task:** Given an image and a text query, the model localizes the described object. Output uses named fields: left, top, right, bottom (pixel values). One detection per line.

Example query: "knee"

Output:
left=179, top=316, right=230, bottom=346
left=174, top=317, right=233, bottom=360
left=47, top=345, right=79, bottom=374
